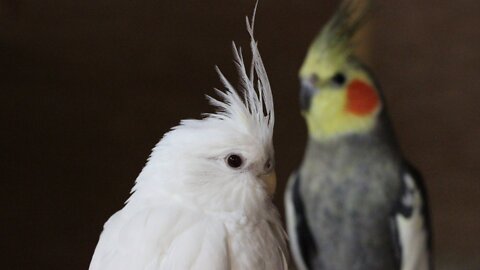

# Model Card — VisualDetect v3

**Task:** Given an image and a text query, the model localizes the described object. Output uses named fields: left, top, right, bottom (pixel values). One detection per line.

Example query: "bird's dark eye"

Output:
left=331, top=72, right=346, bottom=86
left=226, top=154, right=243, bottom=169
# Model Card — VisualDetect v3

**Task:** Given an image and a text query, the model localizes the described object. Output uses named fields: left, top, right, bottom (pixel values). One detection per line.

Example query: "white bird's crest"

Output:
left=206, top=13, right=274, bottom=146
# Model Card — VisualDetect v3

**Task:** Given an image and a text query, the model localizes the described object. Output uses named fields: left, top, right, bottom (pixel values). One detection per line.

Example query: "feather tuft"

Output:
left=207, top=6, right=274, bottom=144
left=300, top=0, right=374, bottom=77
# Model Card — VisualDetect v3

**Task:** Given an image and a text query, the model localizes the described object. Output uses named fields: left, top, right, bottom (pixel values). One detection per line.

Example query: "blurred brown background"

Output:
left=1, top=0, right=479, bottom=269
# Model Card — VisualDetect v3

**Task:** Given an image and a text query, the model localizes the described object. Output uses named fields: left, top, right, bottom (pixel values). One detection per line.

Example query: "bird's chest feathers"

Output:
left=226, top=219, right=283, bottom=269
left=301, top=140, right=401, bottom=217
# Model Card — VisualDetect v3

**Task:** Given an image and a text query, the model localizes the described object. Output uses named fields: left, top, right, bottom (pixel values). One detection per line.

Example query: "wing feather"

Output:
left=285, top=171, right=317, bottom=270
left=390, top=165, right=432, bottom=270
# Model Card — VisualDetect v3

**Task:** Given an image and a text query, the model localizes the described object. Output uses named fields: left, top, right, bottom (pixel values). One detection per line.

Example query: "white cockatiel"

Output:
left=89, top=14, right=288, bottom=270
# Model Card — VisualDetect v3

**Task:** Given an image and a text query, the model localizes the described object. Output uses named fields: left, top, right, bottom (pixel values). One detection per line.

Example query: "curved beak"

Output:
left=260, top=171, right=277, bottom=196
left=300, top=78, right=318, bottom=111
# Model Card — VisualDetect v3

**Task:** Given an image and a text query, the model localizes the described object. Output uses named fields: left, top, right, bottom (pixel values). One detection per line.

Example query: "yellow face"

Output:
left=300, top=60, right=382, bottom=142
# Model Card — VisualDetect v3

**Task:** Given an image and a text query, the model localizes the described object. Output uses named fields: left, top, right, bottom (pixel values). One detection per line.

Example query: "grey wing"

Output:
left=390, top=164, right=433, bottom=270
left=285, top=171, right=317, bottom=270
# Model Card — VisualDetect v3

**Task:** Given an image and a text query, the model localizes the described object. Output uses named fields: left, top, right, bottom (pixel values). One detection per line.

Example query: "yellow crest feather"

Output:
left=300, top=0, right=373, bottom=79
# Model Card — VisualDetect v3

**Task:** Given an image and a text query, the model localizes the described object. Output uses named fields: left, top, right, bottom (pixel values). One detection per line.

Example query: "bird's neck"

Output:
left=304, top=118, right=398, bottom=161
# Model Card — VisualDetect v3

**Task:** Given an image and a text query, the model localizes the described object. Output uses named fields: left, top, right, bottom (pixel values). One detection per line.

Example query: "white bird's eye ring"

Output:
left=226, top=154, right=243, bottom=169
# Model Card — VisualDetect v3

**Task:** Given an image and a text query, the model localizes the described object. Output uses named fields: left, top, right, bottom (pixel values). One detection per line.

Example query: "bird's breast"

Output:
left=226, top=219, right=287, bottom=270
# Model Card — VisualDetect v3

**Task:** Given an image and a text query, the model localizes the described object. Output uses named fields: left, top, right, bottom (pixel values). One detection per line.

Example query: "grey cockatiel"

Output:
left=284, top=1, right=433, bottom=269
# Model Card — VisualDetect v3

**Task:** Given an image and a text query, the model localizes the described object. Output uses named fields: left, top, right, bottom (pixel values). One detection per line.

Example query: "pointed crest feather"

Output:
left=206, top=4, right=274, bottom=143
left=300, top=0, right=373, bottom=77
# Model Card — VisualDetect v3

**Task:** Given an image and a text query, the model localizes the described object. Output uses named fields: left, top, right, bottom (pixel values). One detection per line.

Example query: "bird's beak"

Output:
left=260, top=171, right=277, bottom=196
left=300, top=78, right=318, bottom=111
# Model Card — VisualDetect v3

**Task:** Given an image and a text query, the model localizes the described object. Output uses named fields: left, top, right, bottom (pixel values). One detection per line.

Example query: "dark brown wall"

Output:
left=1, top=1, right=478, bottom=269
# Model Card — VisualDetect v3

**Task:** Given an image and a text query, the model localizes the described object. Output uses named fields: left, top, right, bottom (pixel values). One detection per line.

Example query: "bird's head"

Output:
left=136, top=18, right=277, bottom=214
left=299, top=0, right=381, bottom=142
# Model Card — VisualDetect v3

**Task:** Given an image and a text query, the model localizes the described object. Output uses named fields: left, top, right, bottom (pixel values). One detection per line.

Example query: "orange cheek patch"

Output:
left=346, top=79, right=379, bottom=116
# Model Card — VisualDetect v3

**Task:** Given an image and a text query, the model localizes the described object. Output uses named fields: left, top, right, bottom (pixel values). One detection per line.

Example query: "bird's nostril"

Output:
left=309, top=74, right=319, bottom=84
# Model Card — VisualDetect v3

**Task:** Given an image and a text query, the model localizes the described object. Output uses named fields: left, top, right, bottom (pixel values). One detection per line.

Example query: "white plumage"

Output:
left=89, top=14, right=288, bottom=270
left=395, top=174, right=430, bottom=270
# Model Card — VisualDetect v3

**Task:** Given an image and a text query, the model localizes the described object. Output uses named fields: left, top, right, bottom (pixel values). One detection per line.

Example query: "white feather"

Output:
left=396, top=174, right=429, bottom=270
left=89, top=10, right=287, bottom=270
